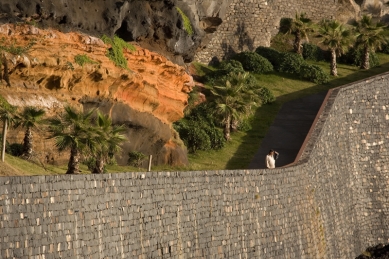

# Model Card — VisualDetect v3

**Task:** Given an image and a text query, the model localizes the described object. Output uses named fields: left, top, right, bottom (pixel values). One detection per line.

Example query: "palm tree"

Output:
left=318, top=19, right=354, bottom=76
left=47, top=106, right=98, bottom=174
left=354, top=15, right=388, bottom=69
left=207, top=72, right=260, bottom=140
left=281, top=13, right=313, bottom=55
left=0, top=100, right=17, bottom=162
left=16, top=107, right=46, bottom=160
left=91, top=112, right=126, bottom=174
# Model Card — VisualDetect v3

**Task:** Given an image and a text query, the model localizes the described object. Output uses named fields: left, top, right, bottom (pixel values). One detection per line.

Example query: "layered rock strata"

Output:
left=0, top=24, right=193, bottom=166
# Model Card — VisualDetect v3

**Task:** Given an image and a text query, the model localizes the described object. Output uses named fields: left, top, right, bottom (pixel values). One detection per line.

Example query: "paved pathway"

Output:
left=248, top=91, right=327, bottom=169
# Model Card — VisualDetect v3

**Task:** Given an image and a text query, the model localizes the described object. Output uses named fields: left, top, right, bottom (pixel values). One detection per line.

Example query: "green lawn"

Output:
left=3, top=54, right=389, bottom=175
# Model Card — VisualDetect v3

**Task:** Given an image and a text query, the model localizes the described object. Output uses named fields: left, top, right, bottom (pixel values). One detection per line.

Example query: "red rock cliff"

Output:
left=0, top=24, right=193, bottom=166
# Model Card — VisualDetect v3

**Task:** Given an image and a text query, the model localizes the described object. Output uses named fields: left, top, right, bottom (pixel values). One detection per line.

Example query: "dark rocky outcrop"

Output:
left=0, top=0, right=231, bottom=65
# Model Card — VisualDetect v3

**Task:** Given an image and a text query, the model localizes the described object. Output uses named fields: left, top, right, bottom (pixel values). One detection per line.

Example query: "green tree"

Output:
left=15, top=107, right=46, bottom=160
left=354, top=15, right=388, bottom=69
left=0, top=98, right=17, bottom=162
left=47, top=106, right=98, bottom=174
left=318, top=19, right=354, bottom=76
left=128, top=151, right=147, bottom=168
left=207, top=72, right=261, bottom=140
left=281, top=13, right=313, bottom=55
left=91, top=112, right=126, bottom=174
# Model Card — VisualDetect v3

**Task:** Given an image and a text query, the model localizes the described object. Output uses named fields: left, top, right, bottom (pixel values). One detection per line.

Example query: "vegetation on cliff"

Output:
left=101, top=35, right=136, bottom=69
left=176, top=7, right=193, bottom=35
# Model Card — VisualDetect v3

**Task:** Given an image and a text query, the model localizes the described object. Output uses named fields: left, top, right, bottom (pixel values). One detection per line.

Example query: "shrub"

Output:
left=302, top=43, right=327, bottom=61
left=128, top=151, right=147, bottom=168
left=202, top=123, right=225, bottom=150
left=174, top=120, right=211, bottom=153
left=255, top=46, right=283, bottom=70
left=204, top=59, right=245, bottom=85
left=257, top=87, right=276, bottom=104
left=174, top=103, right=225, bottom=153
left=219, top=59, right=244, bottom=71
left=230, top=51, right=273, bottom=74
left=299, top=64, right=329, bottom=84
left=74, top=54, right=97, bottom=67
left=339, top=47, right=380, bottom=68
left=278, top=52, right=305, bottom=74
left=0, top=39, right=35, bottom=55
left=101, top=35, right=136, bottom=69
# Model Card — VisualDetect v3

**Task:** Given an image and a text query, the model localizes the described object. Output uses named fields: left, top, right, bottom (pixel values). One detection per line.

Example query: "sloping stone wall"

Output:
left=1, top=73, right=389, bottom=258
left=195, top=0, right=339, bottom=63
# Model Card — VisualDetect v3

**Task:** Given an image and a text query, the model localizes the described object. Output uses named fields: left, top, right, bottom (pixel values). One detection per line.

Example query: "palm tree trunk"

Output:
left=22, top=127, right=33, bottom=160
left=92, top=156, right=105, bottom=174
left=361, top=46, right=370, bottom=70
left=1, top=119, right=7, bottom=162
left=330, top=50, right=338, bottom=76
left=66, top=146, right=80, bottom=174
left=294, top=32, right=302, bottom=55
left=231, top=118, right=239, bottom=132
left=224, top=115, right=231, bottom=141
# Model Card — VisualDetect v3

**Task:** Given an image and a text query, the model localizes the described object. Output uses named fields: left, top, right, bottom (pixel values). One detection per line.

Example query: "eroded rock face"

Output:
left=0, top=24, right=193, bottom=167
left=0, top=0, right=232, bottom=65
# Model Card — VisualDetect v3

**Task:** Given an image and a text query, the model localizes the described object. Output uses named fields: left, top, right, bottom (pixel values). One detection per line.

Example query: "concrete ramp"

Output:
left=248, top=91, right=327, bottom=169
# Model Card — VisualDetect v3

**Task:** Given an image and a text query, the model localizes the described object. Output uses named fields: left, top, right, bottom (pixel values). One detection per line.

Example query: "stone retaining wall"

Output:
left=195, top=0, right=338, bottom=63
left=1, top=73, right=389, bottom=258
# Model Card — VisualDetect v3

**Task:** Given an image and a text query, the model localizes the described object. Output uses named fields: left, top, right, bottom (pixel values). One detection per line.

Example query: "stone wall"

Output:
left=195, top=0, right=339, bottom=63
left=1, top=73, right=389, bottom=258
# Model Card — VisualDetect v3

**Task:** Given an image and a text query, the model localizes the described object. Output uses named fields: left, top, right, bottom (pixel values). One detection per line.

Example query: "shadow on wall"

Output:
left=209, top=21, right=256, bottom=65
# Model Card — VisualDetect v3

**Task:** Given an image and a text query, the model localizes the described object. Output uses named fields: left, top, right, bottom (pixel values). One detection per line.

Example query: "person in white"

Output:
left=266, top=149, right=279, bottom=169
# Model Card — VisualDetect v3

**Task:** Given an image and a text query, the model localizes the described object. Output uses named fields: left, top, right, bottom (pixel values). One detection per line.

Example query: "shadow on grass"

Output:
left=225, top=62, right=389, bottom=169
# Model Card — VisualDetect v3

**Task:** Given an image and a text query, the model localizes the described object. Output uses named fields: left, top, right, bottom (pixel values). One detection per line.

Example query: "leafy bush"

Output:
left=204, top=60, right=245, bottom=85
left=299, top=64, right=329, bottom=84
left=128, top=151, right=147, bottom=168
left=101, top=35, right=136, bottom=69
left=339, top=47, right=380, bottom=68
left=278, top=52, right=305, bottom=74
left=219, top=59, right=244, bottom=71
left=230, top=51, right=273, bottom=74
left=302, top=43, right=327, bottom=61
left=255, top=46, right=283, bottom=70
left=174, top=120, right=211, bottom=153
left=174, top=103, right=225, bottom=153
left=257, top=87, right=276, bottom=104
left=74, top=54, right=97, bottom=67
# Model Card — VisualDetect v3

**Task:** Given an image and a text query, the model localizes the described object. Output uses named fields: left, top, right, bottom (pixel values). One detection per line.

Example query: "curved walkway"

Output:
left=248, top=91, right=327, bottom=169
